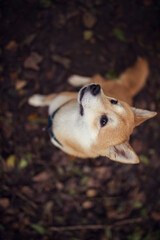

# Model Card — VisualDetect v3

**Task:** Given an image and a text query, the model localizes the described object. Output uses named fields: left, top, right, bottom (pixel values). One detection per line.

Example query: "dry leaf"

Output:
left=82, top=201, right=94, bottom=209
left=24, top=52, right=43, bottom=71
left=23, top=33, right=36, bottom=46
left=33, top=171, right=49, bottom=182
left=52, top=54, right=71, bottom=69
left=10, top=72, right=18, bottom=82
left=151, top=211, right=160, bottom=220
left=86, top=189, right=97, bottom=197
left=5, top=41, right=18, bottom=51
left=15, top=80, right=27, bottom=90
left=0, top=198, right=10, bottom=208
left=83, top=12, right=97, bottom=28
left=28, top=113, right=38, bottom=122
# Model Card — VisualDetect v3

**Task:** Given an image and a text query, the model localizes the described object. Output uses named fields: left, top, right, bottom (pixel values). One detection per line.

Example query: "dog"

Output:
left=28, top=58, right=156, bottom=164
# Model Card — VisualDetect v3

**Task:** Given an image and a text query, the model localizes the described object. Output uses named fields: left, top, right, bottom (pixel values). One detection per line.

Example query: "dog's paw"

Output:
left=28, top=94, right=45, bottom=107
left=68, top=75, right=90, bottom=87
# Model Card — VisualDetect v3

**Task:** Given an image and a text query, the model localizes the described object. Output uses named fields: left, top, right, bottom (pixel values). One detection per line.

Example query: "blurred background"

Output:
left=0, top=0, right=160, bottom=239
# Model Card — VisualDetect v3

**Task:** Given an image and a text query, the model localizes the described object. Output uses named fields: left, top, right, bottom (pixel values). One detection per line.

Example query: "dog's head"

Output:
left=78, top=84, right=156, bottom=164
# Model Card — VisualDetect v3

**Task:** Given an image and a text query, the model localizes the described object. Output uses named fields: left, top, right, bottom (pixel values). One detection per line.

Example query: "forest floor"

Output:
left=0, top=0, right=160, bottom=239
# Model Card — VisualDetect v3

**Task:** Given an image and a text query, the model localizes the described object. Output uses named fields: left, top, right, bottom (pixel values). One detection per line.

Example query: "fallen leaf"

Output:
left=10, top=72, right=18, bottom=82
left=105, top=69, right=118, bottom=80
left=86, top=189, right=97, bottom=197
left=5, top=41, right=18, bottom=51
left=22, top=33, right=36, bottom=46
left=0, top=65, right=3, bottom=73
left=151, top=211, right=160, bottom=220
left=24, top=52, right=43, bottom=71
left=143, top=0, right=152, bottom=6
left=67, top=189, right=75, bottom=195
left=141, top=208, right=148, bottom=217
left=21, top=186, right=34, bottom=198
left=39, top=0, right=52, bottom=8
left=105, top=227, right=112, bottom=239
left=28, top=113, right=38, bottom=122
left=133, top=200, right=143, bottom=209
left=52, top=54, right=71, bottom=69
left=15, top=80, right=27, bottom=90
left=112, top=28, right=127, bottom=42
left=6, top=155, right=16, bottom=167
left=81, top=176, right=89, bottom=185
left=139, top=155, right=149, bottom=165
left=83, top=30, right=94, bottom=41
left=18, top=158, right=28, bottom=169
left=30, top=223, right=46, bottom=235
left=83, top=12, right=97, bottom=28
left=43, top=201, right=54, bottom=215
left=33, top=171, right=49, bottom=182
left=0, top=198, right=10, bottom=208
left=94, top=167, right=111, bottom=180
left=82, top=201, right=94, bottom=209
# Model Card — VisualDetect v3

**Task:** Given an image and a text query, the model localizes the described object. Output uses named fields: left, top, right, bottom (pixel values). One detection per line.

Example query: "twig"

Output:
left=49, top=217, right=143, bottom=232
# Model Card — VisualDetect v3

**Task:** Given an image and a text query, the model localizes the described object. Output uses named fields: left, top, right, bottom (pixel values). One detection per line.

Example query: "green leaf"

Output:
left=112, top=28, right=127, bottom=42
left=105, top=227, right=112, bottom=239
left=134, top=200, right=142, bottom=209
left=26, top=152, right=32, bottom=162
left=18, top=158, right=28, bottom=169
left=71, top=166, right=83, bottom=176
left=127, top=232, right=142, bottom=240
left=81, top=176, right=89, bottom=185
left=30, top=224, right=46, bottom=235
left=105, top=69, right=118, bottom=80
left=141, top=208, right=148, bottom=217
left=0, top=224, right=5, bottom=231
left=67, top=189, right=75, bottom=195
left=39, top=0, right=52, bottom=8
left=139, top=155, right=149, bottom=165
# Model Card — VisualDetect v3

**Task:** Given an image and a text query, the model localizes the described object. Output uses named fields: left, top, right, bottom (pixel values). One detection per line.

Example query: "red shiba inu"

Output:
left=28, top=58, right=156, bottom=164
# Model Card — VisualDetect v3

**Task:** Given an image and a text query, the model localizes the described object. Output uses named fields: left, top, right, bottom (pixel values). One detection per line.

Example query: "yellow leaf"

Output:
left=6, top=155, right=16, bottom=167
left=83, top=30, right=94, bottom=40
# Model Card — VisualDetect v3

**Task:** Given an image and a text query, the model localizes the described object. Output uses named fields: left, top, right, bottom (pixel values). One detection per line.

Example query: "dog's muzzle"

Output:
left=78, top=84, right=101, bottom=116
left=79, top=84, right=101, bottom=102
left=89, top=84, right=101, bottom=96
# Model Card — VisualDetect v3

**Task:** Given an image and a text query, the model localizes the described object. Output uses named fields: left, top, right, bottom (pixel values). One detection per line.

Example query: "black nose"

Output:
left=89, top=84, right=101, bottom=96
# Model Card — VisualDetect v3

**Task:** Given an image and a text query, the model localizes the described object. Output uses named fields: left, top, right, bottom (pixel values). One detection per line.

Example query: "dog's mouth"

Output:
left=78, top=84, right=101, bottom=116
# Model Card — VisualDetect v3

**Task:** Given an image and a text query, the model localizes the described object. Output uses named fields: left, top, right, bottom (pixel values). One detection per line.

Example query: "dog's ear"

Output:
left=106, top=142, right=139, bottom=164
left=132, top=107, right=157, bottom=127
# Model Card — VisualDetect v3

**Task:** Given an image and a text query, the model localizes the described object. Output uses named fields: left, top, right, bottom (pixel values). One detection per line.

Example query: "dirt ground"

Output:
left=0, top=0, right=160, bottom=239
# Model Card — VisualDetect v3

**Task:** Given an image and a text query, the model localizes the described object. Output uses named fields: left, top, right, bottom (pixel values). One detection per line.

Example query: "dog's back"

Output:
left=69, top=57, right=149, bottom=105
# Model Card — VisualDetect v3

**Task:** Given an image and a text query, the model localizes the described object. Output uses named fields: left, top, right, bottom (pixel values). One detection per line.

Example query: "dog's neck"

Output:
left=48, top=99, right=75, bottom=148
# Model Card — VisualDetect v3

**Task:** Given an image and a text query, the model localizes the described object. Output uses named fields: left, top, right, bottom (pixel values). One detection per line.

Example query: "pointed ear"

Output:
left=106, top=142, right=139, bottom=164
left=132, top=107, right=157, bottom=127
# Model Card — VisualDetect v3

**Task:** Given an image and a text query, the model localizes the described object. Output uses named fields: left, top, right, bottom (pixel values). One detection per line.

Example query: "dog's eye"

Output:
left=100, top=115, right=108, bottom=127
left=110, top=99, right=118, bottom=104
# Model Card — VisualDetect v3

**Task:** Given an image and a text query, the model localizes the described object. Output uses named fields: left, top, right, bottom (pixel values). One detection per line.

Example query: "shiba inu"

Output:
left=28, top=58, right=156, bottom=164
